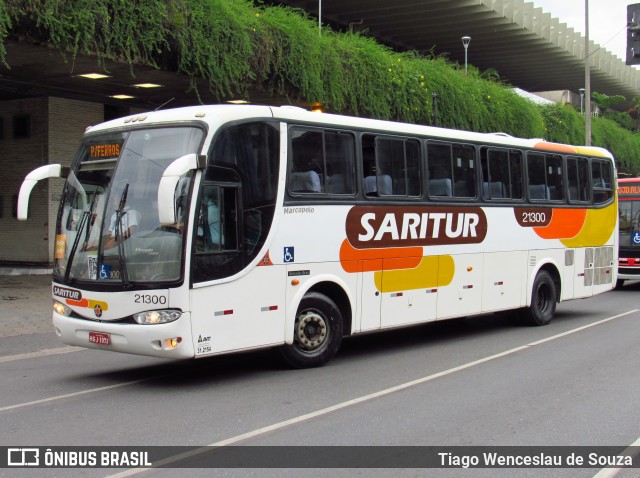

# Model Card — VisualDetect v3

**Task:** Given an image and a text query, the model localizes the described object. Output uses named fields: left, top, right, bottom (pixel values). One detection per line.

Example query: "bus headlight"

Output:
left=133, top=310, right=182, bottom=325
left=53, top=300, right=72, bottom=317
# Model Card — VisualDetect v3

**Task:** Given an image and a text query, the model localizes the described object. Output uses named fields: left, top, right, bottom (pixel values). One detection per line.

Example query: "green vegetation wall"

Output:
left=2, top=0, right=640, bottom=172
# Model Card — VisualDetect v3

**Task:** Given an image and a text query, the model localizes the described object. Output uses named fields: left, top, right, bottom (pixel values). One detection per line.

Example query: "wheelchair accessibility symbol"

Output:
left=633, top=232, right=640, bottom=245
left=99, top=264, right=111, bottom=280
left=284, top=247, right=295, bottom=263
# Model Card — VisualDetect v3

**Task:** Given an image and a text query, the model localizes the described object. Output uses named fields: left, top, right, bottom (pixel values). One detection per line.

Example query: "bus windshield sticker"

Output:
left=87, top=254, right=98, bottom=280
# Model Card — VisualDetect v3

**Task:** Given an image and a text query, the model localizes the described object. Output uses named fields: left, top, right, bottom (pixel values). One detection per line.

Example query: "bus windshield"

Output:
left=54, top=126, right=204, bottom=285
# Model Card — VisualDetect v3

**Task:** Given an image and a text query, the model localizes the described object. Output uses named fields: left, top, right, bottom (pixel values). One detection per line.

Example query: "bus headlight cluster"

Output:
left=53, top=300, right=72, bottom=317
left=133, top=310, right=182, bottom=325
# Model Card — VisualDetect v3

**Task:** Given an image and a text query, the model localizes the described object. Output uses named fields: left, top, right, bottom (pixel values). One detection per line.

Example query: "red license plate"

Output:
left=89, top=331, right=111, bottom=346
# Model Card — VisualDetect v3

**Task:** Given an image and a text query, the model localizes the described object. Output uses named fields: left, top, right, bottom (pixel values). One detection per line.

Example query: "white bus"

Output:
left=18, top=105, right=617, bottom=368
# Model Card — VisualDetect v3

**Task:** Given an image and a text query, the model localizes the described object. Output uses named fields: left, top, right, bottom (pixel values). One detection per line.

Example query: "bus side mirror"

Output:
left=158, top=154, right=206, bottom=226
left=18, top=164, right=67, bottom=220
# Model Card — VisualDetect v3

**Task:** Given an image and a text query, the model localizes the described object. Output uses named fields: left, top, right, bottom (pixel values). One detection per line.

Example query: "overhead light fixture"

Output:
left=227, top=99, right=249, bottom=104
left=77, top=73, right=111, bottom=80
left=110, top=94, right=135, bottom=100
left=132, top=83, right=163, bottom=88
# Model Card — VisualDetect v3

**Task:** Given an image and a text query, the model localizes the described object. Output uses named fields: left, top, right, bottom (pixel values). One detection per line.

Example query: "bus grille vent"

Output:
left=565, top=250, right=574, bottom=266
left=593, top=267, right=612, bottom=285
left=584, top=248, right=594, bottom=267
left=594, top=247, right=613, bottom=268
left=584, top=268, right=593, bottom=286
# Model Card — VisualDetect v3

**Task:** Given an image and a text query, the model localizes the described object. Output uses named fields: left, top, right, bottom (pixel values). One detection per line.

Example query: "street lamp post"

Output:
left=461, top=36, right=471, bottom=75
left=432, top=92, right=439, bottom=126
left=584, top=0, right=591, bottom=145
left=579, top=88, right=585, bottom=114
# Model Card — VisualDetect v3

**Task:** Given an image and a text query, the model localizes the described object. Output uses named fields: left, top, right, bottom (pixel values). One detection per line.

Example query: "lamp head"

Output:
left=461, top=36, right=471, bottom=48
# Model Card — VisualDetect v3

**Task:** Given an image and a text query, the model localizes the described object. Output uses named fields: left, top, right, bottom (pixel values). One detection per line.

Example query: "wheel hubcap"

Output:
left=294, top=310, right=328, bottom=351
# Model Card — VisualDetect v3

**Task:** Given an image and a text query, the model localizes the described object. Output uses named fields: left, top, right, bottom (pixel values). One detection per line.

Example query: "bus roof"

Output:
left=86, top=104, right=613, bottom=159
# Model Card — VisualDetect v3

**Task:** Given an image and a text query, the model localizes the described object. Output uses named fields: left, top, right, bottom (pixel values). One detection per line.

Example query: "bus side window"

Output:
left=427, top=142, right=475, bottom=198
left=290, top=130, right=323, bottom=193
left=378, top=137, right=419, bottom=196
left=509, top=150, right=524, bottom=200
left=592, top=159, right=613, bottom=204
left=325, top=131, right=356, bottom=195
left=546, top=154, right=564, bottom=201
left=361, top=134, right=420, bottom=198
left=567, top=156, right=589, bottom=202
left=452, top=144, right=476, bottom=198
left=427, top=142, right=453, bottom=197
left=481, top=148, right=522, bottom=200
left=527, top=153, right=550, bottom=200
left=289, top=128, right=356, bottom=195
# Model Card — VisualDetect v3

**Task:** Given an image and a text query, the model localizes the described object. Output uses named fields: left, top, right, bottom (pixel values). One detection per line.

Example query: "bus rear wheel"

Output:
left=279, top=292, right=343, bottom=368
left=523, top=270, right=557, bottom=326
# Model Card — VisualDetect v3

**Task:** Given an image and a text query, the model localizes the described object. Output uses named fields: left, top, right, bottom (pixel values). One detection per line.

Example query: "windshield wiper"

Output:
left=114, top=184, right=131, bottom=288
left=64, top=190, right=99, bottom=283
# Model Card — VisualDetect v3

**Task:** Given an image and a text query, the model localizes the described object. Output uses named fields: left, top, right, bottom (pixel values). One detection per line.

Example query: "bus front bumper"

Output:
left=52, top=312, right=195, bottom=359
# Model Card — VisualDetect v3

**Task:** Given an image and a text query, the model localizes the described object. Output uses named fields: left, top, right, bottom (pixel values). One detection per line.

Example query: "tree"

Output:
left=591, top=91, right=625, bottom=111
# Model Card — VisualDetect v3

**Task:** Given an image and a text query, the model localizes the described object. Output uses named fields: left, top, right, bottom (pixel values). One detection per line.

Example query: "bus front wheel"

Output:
left=279, top=292, right=343, bottom=368
left=523, top=270, right=557, bottom=326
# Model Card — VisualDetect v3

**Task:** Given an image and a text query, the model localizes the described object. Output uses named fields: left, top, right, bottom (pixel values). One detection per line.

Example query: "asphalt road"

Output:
left=1, top=280, right=640, bottom=478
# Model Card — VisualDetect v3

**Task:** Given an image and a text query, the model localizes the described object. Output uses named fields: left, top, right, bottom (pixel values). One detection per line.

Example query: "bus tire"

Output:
left=615, top=279, right=625, bottom=289
left=523, top=270, right=557, bottom=326
left=279, top=292, right=343, bottom=368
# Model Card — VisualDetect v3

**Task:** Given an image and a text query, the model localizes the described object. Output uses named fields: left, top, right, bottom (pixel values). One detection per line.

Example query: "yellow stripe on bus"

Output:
left=374, top=255, right=455, bottom=293
left=560, top=202, right=616, bottom=248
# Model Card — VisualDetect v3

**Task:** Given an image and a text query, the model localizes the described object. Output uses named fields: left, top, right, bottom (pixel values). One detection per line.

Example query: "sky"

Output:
left=532, top=0, right=631, bottom=63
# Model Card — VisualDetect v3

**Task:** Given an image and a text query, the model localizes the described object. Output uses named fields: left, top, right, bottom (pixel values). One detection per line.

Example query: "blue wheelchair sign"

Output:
left=99, top=263, right=111, bottom=280
left=284, top=247, right=295, bottom=263
left=633, top=232, right=640, bottom=245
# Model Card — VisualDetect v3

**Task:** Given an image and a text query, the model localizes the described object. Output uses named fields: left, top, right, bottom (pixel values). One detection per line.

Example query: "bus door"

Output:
left=190, top=181, right=286, bottom=355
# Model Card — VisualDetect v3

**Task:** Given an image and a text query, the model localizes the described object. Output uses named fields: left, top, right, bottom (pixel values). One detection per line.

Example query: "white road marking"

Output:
left=106, top=309, right=640, bottom=476
left=0, top=379, right=152, bottom=412
left=0, top=346, right=82, bottom=363
left=591, top=436, right=640, bottom=478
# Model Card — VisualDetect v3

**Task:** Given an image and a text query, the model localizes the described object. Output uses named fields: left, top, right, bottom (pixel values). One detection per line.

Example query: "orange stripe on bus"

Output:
left=339, top=239, right=422, bottom=273
left=533, top=142, right=576, bottom=154
left=533, top=208, right=587, bottom=239
left=67, top=298, right=88, bottom=307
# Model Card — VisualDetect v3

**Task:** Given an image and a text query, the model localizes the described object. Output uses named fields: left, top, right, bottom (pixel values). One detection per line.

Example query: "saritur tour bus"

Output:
left=617, top=177, right=640, bottom=287
left=18, top=105, right=618, bottom=367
